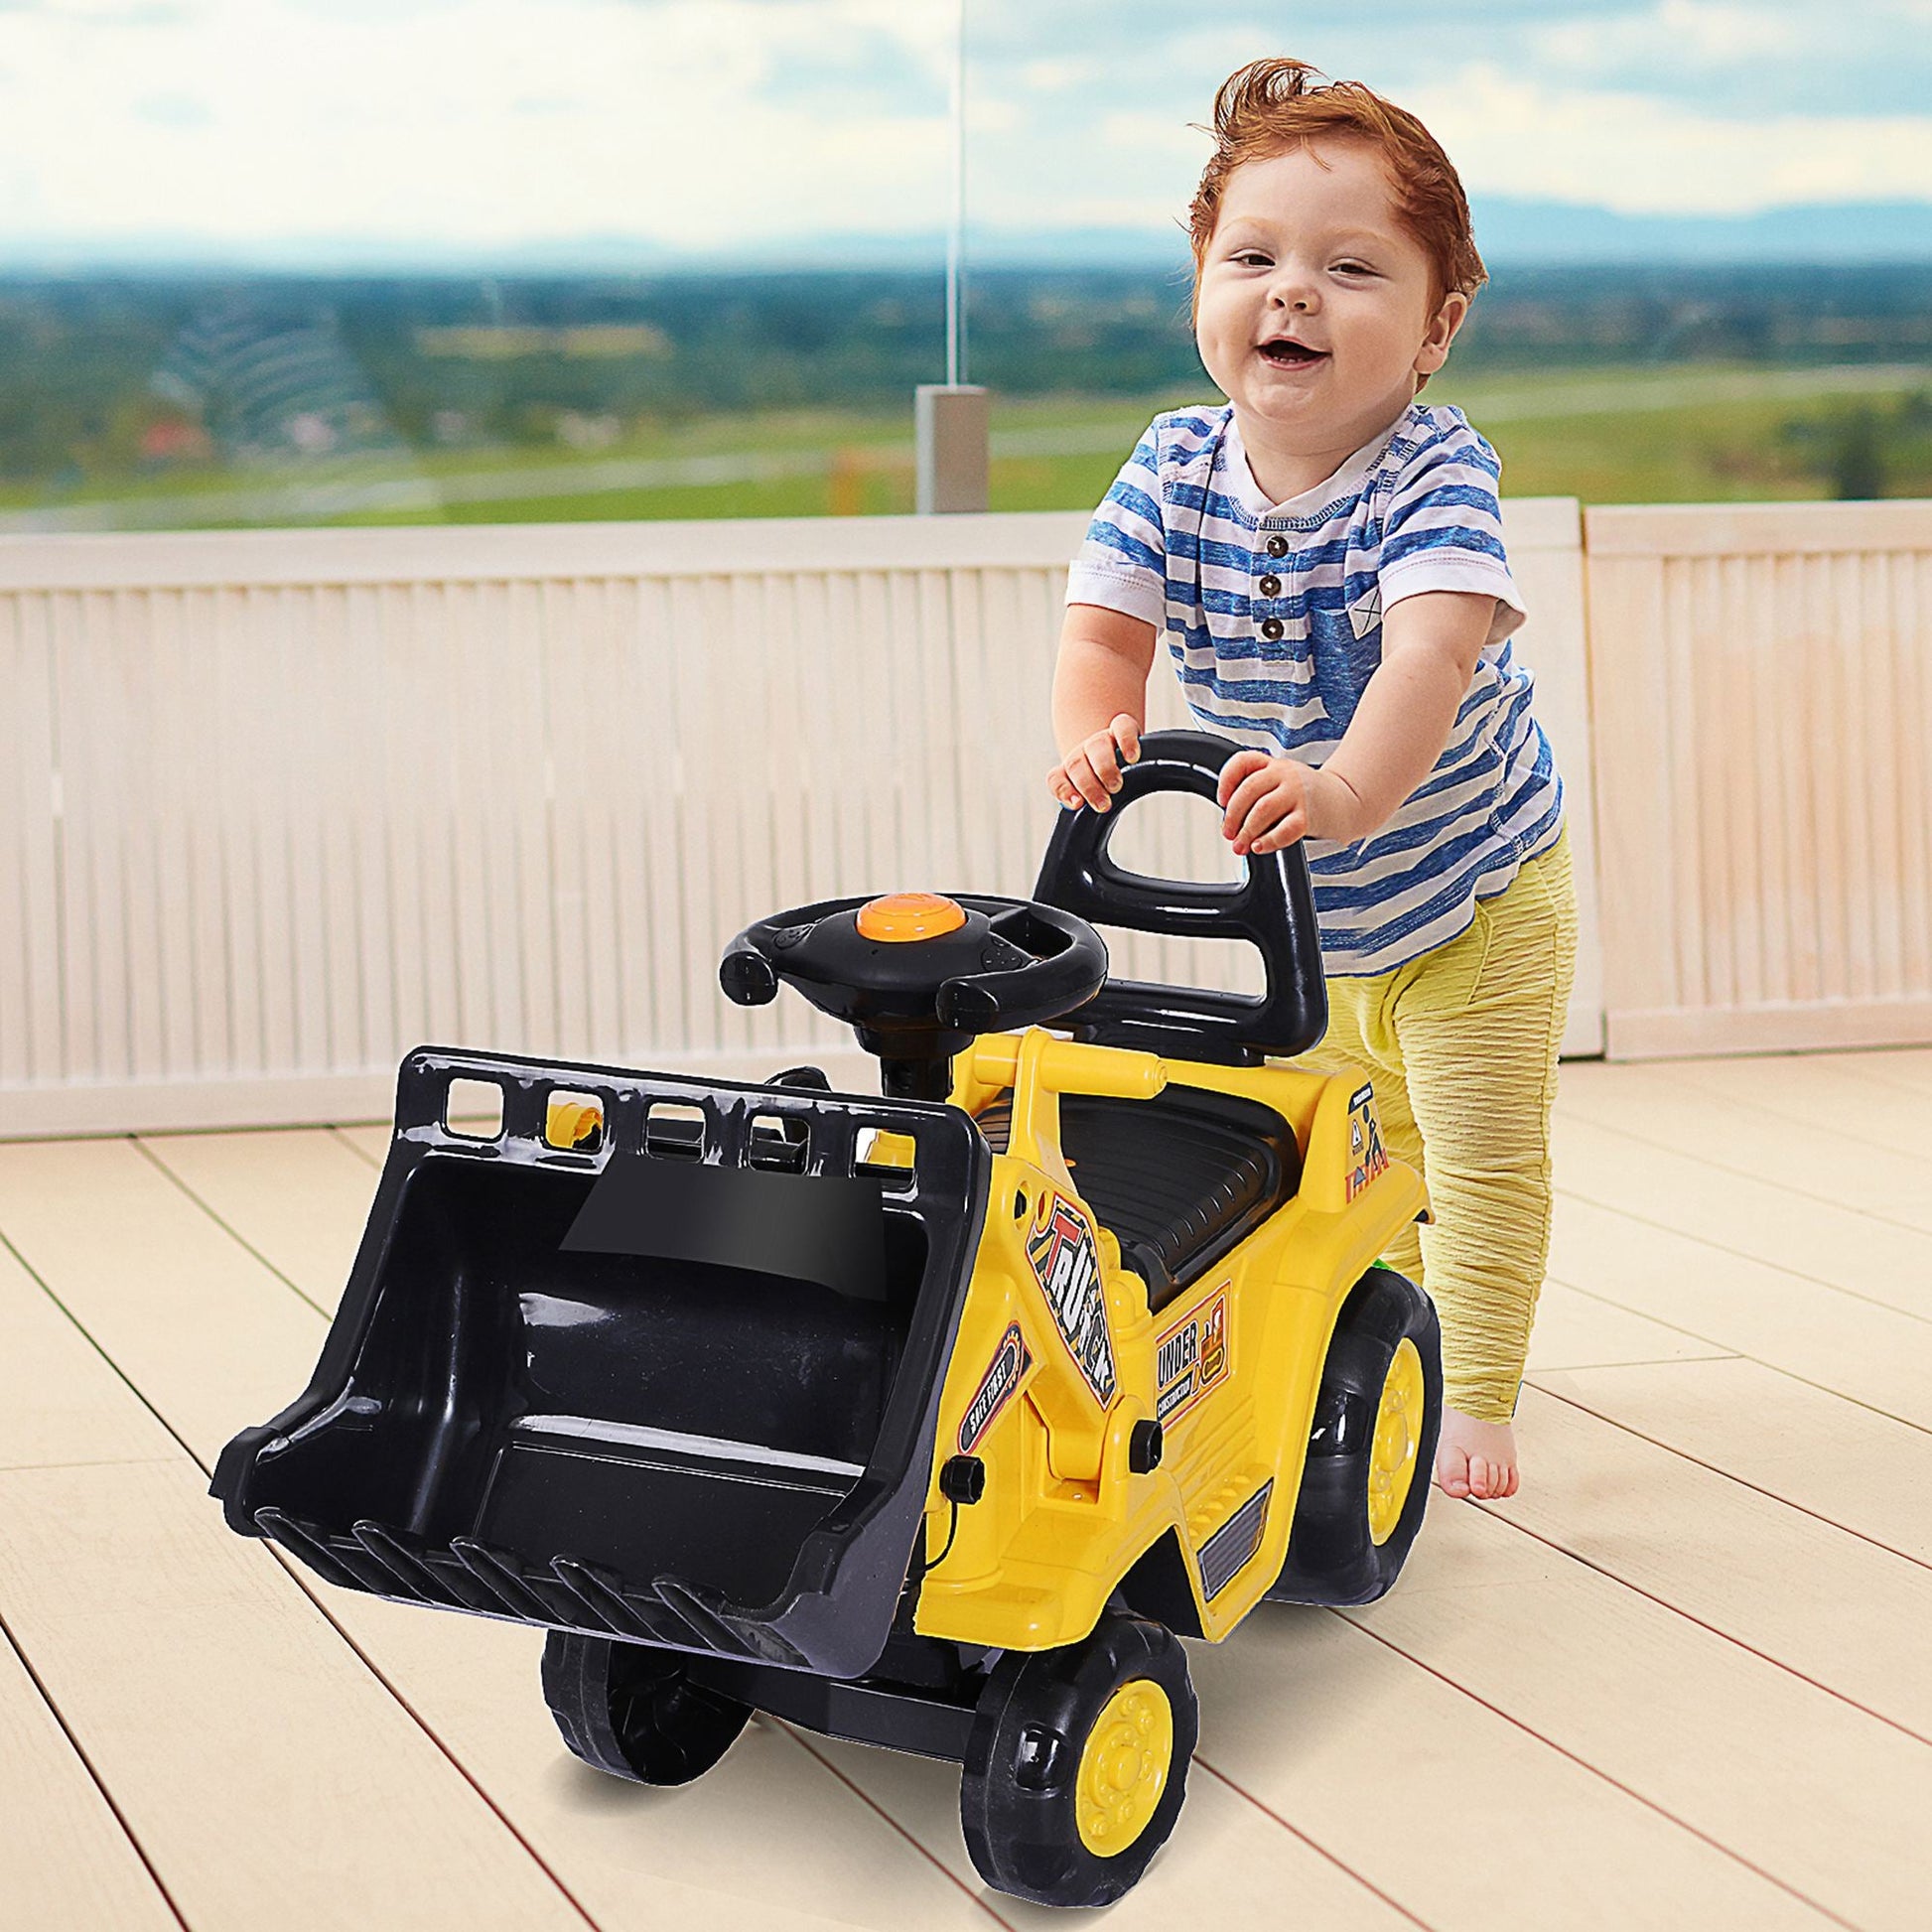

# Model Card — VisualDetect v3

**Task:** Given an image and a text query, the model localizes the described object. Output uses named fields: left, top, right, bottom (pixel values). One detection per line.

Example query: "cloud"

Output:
left=132, top=89, right=209, bottom=126
left=0, top=0, right=1927, bottom=254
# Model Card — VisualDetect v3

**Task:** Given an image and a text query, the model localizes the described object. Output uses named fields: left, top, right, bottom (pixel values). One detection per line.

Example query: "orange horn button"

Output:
left=856, top=893, right=968, bottom=943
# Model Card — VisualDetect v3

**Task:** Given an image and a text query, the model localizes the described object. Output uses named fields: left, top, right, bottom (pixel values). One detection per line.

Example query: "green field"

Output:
left=6, top=361, right=1929, bottom=532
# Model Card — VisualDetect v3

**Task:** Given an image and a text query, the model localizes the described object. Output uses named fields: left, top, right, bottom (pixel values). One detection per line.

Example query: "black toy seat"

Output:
left=973, top=1085, right=1301, bottom=1312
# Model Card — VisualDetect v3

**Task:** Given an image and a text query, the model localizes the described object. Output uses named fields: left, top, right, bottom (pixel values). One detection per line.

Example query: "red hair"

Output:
left=1188, top=58, right=1487, bottom=310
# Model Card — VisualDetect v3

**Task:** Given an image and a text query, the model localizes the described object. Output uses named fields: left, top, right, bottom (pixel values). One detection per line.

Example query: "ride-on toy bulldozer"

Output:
left=212, top=731, right=1442, bottom=1908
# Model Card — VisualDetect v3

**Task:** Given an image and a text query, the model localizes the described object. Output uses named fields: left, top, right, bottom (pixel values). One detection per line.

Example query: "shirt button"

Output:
left=1258, top=574, right=1282, bottom=597
left=1265, top=535, right=1289, bottom=557
left=1260, top=618, right=1286, bottom=640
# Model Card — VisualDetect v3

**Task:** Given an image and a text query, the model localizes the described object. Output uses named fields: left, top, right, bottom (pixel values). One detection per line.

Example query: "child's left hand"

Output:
left=1217, top=752, right=1352, bottom=855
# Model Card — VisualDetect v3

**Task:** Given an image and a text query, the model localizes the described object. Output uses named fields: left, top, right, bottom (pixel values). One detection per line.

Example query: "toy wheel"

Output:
left=1268, top=1267, right=1443, bottom=1607
left=541, top=1631, right=751, bottom=1785
left=960, top=1614, right=1196, bottom=1908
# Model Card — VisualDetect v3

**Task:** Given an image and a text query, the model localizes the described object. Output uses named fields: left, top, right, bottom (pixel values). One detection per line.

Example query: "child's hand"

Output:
left=1049, top=714, right=1142, bottom=811
left=1217, top=751, right=1333, bottom=856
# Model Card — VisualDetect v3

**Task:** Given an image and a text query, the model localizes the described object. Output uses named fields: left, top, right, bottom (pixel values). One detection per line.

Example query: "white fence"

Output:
left=1586, top=501, right=1932, bottom=1057
left=6, top=492, right=1928, bottom=1137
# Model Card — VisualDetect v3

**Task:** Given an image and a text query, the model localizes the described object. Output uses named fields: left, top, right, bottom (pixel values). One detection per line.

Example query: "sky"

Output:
left=2, top=0, right=1930, bottom=261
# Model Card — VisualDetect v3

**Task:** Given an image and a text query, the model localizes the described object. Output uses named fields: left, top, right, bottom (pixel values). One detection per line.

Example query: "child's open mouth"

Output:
left=1258, top=339, right=1328, bottom=368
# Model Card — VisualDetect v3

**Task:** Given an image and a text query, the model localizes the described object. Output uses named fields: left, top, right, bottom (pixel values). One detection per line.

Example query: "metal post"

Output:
left=915, top=383, right=989, bottom=513
left=916, top=0, right=988, bottom=513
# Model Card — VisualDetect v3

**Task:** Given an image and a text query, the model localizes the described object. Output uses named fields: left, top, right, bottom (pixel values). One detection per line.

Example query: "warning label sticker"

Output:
left=959, top=1321, right=1032, bottom=1452
left=1345, top=1081, right=1390, bottom=1201
left=1028, top=1192, right=1117, bottom=1405
left=1155, top=1288, right=1230, bottom=1426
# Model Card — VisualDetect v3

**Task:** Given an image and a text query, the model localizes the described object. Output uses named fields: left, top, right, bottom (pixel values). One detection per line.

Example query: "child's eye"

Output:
left=1231, top=250, right=1273, bottom=268
left=1332, top=262, right=1374, bottom=277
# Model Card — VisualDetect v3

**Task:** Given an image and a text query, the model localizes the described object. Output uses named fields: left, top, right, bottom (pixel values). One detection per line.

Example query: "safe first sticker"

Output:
left=1155, top=1288, right=1230, bottom=1426
left=1028, top=1192, right=1117, bottom=1405
left=1346, top=1082, right=1390, bottom=1201
left=958, top=1321, right=1032, bottom=1452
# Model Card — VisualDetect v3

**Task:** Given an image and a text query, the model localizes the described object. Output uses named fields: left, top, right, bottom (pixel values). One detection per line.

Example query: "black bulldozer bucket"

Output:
left=212, top=1047, right=990, bottom=1680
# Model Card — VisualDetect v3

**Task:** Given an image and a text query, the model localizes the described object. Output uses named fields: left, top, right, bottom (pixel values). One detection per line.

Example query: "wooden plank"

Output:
left=1585, top=554, right=1678, bottom=1024
left=337, top=1121, right=390, bottom=1165
left=0, top=593, right=64, bottom=1087
left=299, top=1593, right=1013, bottom=1932
left=1547, top=1186, right=1932, bottom=1429
left=0, top=1069, right=399, bottom=1141
left=0, top=1630, right=184, bottom=1932
left=1855, top=554, right=1905, bottom=999
left=0, top=1221, right=590, bottom=1932
left=1556, top=1059, right=1932, bottom=1231
left=0, top=1233, right=179, bottom=1472
left=1199, top=1576, right=1831, bottom=1930
left=1629, top=1049, right=1932, bottom=1170
left=209, top=585, right=266, bottom=1075
left=54, top=590, right=126, bottom=1084
left=340, top=583, right=397, bottom=1070
left=1825, top=1043, right=1932, bottom=1096
left=1553, top=1112, right=1932, bottom=1320
left=800, top=1726, right=1416, bottom=1932
left=1605, top=997, right=1932, bottom=1059
left=1899, top=555, right=1932, bottom=991
left=141, top=1128, right=376, bottom=1313
left=1743, top=555, right=1791, bottom=1006
left=1531, top=1357, right=1932, bottom=1567
left=1525, top=1282, right=1737, bottom=1375
left=0, top=1455, right=595, bottom=1932
left=0, top=1138, right=346, bottom=1465
left=1586, top=498, right=1932, bottom=557
left=1344, top=1501, right=1931, bottom=1929
left=0, top=510, right=1101, bottom=594
left=1498, top=1385, right=1932, bottom=1739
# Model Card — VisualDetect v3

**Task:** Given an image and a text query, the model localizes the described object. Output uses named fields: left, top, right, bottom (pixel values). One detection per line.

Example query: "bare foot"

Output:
left=1434, top=1408, right=1520, bottom=1501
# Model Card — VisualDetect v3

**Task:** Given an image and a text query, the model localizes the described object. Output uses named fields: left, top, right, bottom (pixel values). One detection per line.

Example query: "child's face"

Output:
left=1194, top=141, right=1467, bottom=461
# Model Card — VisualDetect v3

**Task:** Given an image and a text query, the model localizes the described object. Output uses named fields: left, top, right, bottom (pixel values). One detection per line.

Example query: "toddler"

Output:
left=1048, top=58, right=1578, bottom=1502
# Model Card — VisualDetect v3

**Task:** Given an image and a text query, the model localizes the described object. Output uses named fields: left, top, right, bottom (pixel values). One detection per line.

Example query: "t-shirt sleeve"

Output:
left=1377, top=428, right=1526, bottom=646
left=1064, top=425, right=1168, bottom=627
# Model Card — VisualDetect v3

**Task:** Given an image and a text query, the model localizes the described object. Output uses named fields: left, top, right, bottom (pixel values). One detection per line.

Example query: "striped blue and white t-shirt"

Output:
left=1066, top=399, right=1565, bottom=976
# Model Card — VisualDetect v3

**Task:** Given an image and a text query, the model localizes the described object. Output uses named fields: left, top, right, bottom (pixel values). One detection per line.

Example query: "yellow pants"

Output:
left=1296, top=830, right=1579, bottom=1423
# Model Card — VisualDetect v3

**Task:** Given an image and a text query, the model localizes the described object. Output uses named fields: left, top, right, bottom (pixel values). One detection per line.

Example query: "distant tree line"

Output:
left=0, top=262, right=1928, bottom=488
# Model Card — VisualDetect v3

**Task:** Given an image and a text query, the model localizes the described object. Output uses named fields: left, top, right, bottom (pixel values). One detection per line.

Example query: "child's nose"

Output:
left=1267, top=266, right=1318, bottom=312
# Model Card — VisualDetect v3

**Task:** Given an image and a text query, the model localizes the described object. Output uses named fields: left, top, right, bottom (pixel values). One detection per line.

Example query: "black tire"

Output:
left=960, top=1614, right=1197, bottom=1908
left=1268, top=1267, right=1443, bottom=1607
left=541, top=1632, right=751, bottom=1785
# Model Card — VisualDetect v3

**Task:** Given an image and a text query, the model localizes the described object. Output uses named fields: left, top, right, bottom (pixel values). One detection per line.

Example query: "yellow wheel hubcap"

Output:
left=1367, top=1337, right=1426, bottom=1546
left=1074, top=1680, right=1173, bottom=1857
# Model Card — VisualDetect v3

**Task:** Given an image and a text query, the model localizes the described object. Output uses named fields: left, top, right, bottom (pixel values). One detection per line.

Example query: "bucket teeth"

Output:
left=450, top=1537, right=556, bottom=1621
left=254, top=1507, right=363, bottom=1592
left=550, top=1557, right=654, bottom=1641
left=350, top=1521, right=454, bottom=1605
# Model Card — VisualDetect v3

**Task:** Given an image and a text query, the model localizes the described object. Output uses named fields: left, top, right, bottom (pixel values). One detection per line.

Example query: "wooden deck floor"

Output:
left=3, top=1048, right=1930, bottom=1931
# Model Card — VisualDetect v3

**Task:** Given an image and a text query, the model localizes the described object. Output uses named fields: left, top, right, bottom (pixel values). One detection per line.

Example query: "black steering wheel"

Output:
left=721, top=893, right=1108, bottom=1098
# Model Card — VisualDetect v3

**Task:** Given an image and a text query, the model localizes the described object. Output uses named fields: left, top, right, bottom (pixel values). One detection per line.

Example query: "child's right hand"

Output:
left=1049, top=715, right=1142, bottom=811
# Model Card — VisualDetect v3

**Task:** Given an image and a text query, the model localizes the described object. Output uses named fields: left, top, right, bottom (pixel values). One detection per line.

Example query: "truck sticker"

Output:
left=959, top=1321, right=1033, bottom=1451
left=1027, top=1193, right=1117, bottom=1405
left=1155, top=1288, right=1231, bottom=1425
left=1346, top=1081, right=1390, bottom=1201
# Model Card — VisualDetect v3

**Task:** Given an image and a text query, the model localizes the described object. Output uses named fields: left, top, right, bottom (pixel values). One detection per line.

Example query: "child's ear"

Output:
left=1414, top=290, right=1470, bottom=378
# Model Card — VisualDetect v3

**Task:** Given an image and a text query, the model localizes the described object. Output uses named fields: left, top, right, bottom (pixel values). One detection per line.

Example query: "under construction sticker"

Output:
left=958, top=1321, right=1033, bottom=1452
left=1345, top=1081, right=1390, bottom=1201
left=1028, top=1192, right=1117, bottom=1405
left=1155, top=1288, right=1231, bottom=1425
